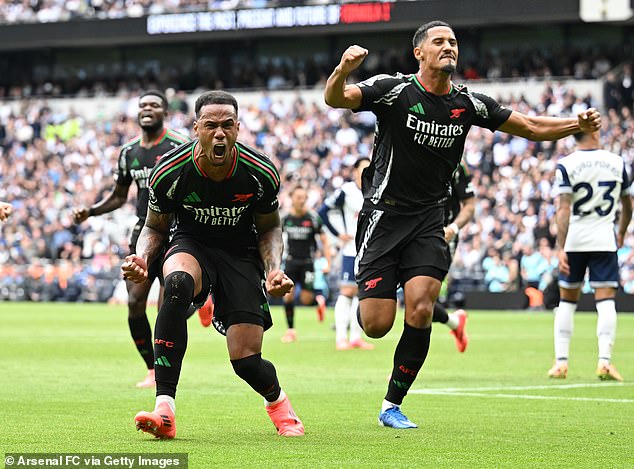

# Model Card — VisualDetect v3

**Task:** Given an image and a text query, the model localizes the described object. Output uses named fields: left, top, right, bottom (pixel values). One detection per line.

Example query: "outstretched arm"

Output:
left=498, top=108, right=601, bottom=141
left=318, top=203, right=340, bottom=238
left=121, top=208, right=172, bottom=283
left=73, top=182, right=130, bottom=223
left=324, top=45, right=367, bottom=109
left=255, top=210, right=293, bottom=297
left=445, top=196, right=475, bottom=242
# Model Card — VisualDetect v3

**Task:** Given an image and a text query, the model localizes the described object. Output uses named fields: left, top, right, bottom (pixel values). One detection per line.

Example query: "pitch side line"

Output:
left=410, top=382, right=634, bottom=403
left=411, top=382, right=630, bottom=393
left=410, top=390, right=634, bottom=403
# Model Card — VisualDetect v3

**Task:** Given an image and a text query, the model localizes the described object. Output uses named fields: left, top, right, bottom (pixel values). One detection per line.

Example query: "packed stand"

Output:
left=0, top=0, right=314, bottom=24
left=1, top=44, right=630, bottom=100
left=0, top=0, right=404, bottom=24
left=1, top=82, right=633, bottom=303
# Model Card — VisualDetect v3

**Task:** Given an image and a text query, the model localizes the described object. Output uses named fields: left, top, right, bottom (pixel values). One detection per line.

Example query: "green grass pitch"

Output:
left=1, top=303, right=633, bottom=468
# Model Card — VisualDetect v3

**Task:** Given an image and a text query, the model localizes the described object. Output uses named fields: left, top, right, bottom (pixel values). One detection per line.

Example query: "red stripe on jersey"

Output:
left=239, top=151, right=280, bottom=187
left=225, top=147, right=238, bottom=179
left=413, top=73, right=451, bottom=95
left=149, top=150, right=192, bottom=187
left=141, top=128, right=168, bottom=148
left=167, top=129, right=189, bottom=143
left=192, top=143, right=209, bottom=178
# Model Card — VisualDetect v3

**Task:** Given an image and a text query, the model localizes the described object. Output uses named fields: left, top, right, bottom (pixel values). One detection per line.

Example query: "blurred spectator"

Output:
left=483, top=249, right=510, bottom=293
left=533, top=209, right=556, bottom=248
left=621, top=63, right=633, bottom=110
left=1, top=82, right=634, bottom=303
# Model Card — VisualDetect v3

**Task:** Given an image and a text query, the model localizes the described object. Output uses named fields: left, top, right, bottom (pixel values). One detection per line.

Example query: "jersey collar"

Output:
left=192, top=141, right=238, bottom=180
left=192, top=142, right=209, bottom=178
left=140, top=128, right=167, bottom=148
left=411, top=73, right=453, bottom=95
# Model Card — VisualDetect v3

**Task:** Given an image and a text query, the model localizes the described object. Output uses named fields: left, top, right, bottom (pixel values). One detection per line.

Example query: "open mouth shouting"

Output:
left=140, top=113, right=155, bottom=125
left=212, top=143, right=226, bottom=162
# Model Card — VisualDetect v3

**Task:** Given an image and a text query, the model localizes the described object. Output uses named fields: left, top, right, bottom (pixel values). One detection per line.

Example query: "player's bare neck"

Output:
left=195, top=144, right=235, bottom=181
left=141, top=127, right=166, bottom=149
left=416, top=70, right=451, bottom=95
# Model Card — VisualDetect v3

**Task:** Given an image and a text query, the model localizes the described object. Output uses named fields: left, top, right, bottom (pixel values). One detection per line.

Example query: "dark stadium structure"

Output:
left=0, top=0, right=632, bottom=97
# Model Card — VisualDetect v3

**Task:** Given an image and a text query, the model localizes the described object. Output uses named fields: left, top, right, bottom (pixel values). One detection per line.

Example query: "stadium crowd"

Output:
left=1, top=0, right=630, bottom=100
left=1, top=81, right=633, bottom=303
left=3, top=44, right=629, bottom=101
left=0, top=0, right=315, bottom=24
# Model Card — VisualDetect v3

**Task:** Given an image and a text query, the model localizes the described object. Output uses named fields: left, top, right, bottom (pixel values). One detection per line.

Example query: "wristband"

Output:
left=448, top=222, right=460, bottom=234
left=88, top=208, right=95, bottom=217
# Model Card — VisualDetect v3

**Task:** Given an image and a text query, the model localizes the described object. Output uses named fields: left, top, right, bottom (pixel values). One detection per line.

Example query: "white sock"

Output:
left=334, top=295, right=352, bottom=342
left=596, top=299, right=617, bottom=365
left=348, top=296, right=363, bottom=342
left=266, top=389, right=286, bottom=406
left=554, top=301, right=576, bottom=364
left=446, top=312, right=459, bottom=330
left=156, top=395, right=176, bottom=414
left=381, top=399, right=399, bottom=413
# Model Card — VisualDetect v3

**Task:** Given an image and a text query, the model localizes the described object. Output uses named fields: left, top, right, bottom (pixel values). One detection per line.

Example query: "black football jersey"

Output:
left=116, top=128, right=188, bottom=219
left=446, top=163, right=475, bottom=225
left=355, top=73, right=511, bottom=213
left=282, top=210, right=323, bottom=261
left=148, top=140, right=280, bottom=250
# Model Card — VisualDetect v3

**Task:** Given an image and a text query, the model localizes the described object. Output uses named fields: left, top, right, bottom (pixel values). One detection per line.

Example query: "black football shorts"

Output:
left=284, top=258, right=315, bottom=291
left=164, top=233, right=271, bottom=333
left=355, top=205, right=450, bottom=300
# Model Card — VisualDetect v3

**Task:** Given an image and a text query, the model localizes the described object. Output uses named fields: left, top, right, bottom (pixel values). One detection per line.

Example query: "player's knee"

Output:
left=163, top=271, right=194, bottom=305
left=231, top=353, right=261, bottom=381
left=361, top=314, right=393, bottom=338
left=127, top=288, right=148, bottom=317
left=359, top=300, right=395, bottom=337
left=298, top=289, right=313, bottom=305
left=363, top=323, right=390, bottom=338
left=127, top=299, right=146, bottom=318
left=407, top=300, right=434, bottom=328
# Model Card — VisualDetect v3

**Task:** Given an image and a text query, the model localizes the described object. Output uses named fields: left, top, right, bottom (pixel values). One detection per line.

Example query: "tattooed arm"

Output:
left=121, top=208, right=173, bottom=283
left=255, top=210, right=293, bottom=297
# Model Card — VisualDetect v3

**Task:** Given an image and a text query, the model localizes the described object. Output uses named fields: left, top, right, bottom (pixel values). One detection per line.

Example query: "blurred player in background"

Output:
left=0, top=201, right=12, bottom=221
left=432, top=162, right=474, bottom=352
left=280, top=185, right=332, bottom=343
left=324, top=20, right=601, bottom=429
left=123, top=90, right=303, bottom=439
left=319, top=157, right=374, bottom=350
left=548, top=130, right=631, bottom=381
left=73, top=90, right=211, bottom=389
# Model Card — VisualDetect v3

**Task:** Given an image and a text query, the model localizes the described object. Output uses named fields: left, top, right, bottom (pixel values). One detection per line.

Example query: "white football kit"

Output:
left=554, top=148, right=630, bottom=287
left=555, top=149, right=629, bottom=252
left=551, top=147, right=629, bottom=374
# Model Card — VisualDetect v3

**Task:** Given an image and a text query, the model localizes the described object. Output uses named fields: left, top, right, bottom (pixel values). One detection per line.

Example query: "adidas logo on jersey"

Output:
left=184, top=191, right=202, bottom=203
left=131, top=158, right=141, bottom=168
left=408, top=102, right=425, bottom=115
